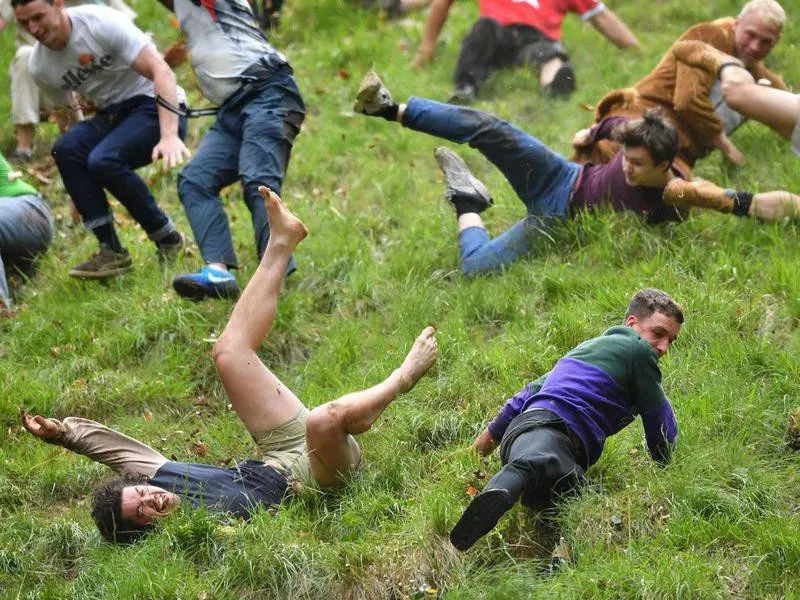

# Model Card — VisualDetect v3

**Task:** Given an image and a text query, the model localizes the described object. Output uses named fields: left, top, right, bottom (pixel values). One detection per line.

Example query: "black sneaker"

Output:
left=68, top=247, right=133, bottom=279
left=448, top=84, right=477, bottom=105
left=544, top=62, right=576, bottom=98
left=156, top=232, right=187, bottom=262
left=434, top=147, right=493, bottom=212
left=353, top=70, right=394, bottom=115
left=449, top=488, right=515, bottom=551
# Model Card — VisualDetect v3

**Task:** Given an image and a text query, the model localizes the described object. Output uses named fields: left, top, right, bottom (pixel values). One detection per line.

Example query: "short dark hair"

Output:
left=11, top=0, right=53, bottom=8
left=625, top=288, right=684, bottom=324
left=91, top=473, right=153, bottom=544
left=613, top=109, right=679, bottom=166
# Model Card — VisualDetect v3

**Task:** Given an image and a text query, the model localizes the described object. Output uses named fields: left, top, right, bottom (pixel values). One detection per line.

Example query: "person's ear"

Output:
left=624, top=314, right=638, bottom=327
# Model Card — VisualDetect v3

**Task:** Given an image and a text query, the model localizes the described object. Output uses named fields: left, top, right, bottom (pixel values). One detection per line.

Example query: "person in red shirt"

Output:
left=414, top=0, right=639, bottom=102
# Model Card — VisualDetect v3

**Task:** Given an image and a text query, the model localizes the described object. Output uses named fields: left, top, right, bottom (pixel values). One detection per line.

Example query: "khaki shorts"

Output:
left=792, top=105, right=800, bottom=158
left=252, top=408, right=314, bottom=487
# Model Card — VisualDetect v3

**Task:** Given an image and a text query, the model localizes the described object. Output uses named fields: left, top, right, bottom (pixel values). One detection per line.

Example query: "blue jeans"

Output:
left=178, top=64, right=305, bottom=270
left=0, top=194, right=52, bottom=307
left=402, top=97, right=580, bottom=275
left=51, top=95, right=186, bottom=243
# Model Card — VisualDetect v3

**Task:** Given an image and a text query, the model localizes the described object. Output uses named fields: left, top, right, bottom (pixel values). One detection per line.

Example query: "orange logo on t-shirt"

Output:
left=78, top=54, right=95, bottom=66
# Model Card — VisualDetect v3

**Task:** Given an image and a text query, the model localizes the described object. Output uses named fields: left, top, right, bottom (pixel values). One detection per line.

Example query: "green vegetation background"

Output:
left=1, top=0, right=799, bottom=597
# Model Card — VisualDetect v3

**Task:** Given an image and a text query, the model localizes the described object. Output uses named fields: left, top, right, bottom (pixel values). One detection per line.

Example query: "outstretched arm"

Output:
left=130, top=45, right=191, bottom=171
left=414, top=0, right=456, bottom=67
left=588, top=9, right=640, bottom=50
left=20, top=410, right=167, bottom=478
left=640, top=403, right=677, bottom=464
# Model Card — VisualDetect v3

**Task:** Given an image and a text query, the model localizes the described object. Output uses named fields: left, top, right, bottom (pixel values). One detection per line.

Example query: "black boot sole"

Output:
left=449, top=489, right=515, bottom=551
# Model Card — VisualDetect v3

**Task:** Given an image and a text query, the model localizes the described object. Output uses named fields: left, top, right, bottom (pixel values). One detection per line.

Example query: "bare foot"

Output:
left=259, top=186, right=308, bottom=247
left=397, top=326, right=438, bottom=393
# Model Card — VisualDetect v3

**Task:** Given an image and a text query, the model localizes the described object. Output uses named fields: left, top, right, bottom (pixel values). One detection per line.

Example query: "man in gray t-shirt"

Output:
left=162, top=0, right=305, bottom=301
left=13, top=0, right=191, bottom=280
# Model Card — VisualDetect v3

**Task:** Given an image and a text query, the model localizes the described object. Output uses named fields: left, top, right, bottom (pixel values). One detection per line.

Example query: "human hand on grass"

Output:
left=20, top=410, right=61, bottom=441
left=472, top=427, right=498, bottom=455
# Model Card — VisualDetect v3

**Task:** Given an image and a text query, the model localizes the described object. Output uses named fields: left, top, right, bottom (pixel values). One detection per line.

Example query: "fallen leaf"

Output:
left=192, top=441, right=209, bottom=457
left=143, top=410, right=153, bottom=422
left=466, top=486, right=478, bottom=497
left=338, top=70, right=350, bottom=79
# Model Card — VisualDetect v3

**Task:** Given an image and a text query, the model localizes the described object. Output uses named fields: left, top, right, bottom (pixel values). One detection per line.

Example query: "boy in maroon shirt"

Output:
left=354, top=70, right=800, bottom=276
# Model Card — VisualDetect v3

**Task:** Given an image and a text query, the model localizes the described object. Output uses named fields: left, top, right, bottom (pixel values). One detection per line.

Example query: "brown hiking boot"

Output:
left=671, top=41, right=745, bottom=78
left=68, top=246, right=133, bottom=279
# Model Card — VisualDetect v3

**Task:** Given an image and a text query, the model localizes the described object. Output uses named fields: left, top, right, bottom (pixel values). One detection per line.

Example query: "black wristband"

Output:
left=732, top=191, right=754, bottom=217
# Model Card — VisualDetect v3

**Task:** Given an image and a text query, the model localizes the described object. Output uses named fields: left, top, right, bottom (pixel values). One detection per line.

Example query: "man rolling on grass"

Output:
left=21, top=187, right=438, bottom=543
left=671, top=40, right=800, bottom=159
left=450, top=288, right=683, bottom=551
left=354, top=70, right=800, bottom=277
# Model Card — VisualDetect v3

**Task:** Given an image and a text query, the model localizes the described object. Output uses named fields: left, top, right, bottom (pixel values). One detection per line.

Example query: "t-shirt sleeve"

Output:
left=92, top=10, right=153, bottom=66
left=571, top=0, right=605, bottom=20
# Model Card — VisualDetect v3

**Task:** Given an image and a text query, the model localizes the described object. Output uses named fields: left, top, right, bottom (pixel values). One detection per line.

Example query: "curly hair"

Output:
left=625, top=288, right=684, bottom=324
left=612, top=109, right=679, bottom=167
left=91, top=472, right=153, bottom=544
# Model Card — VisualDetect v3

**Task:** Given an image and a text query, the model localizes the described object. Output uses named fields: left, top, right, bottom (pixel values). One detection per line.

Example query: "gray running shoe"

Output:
left=68, top=246, right=133, bottom=279
left=434, top=147, right=493, bottom=210
left=353, top=70, right=393, bottom=115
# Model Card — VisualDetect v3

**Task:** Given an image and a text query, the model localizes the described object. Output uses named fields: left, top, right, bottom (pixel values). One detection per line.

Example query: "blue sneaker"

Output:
left=172, top=266, right=240, bottom=300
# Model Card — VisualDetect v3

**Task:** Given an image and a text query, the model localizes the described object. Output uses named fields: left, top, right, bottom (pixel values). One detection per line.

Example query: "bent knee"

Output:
left=306, top=402, right=344, bottom=439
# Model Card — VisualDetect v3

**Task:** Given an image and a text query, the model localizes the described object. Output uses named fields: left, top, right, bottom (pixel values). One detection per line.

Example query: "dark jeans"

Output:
left=177, top=64, right=305, bottom=270
left=488, top=408, right=585, bottom=511
left=454, top=18, right=569, bottom=92
left=401, top=97, right=580, bottom=275
left=0, top=194, right=52, bottom=306
left=51, top=95, right=187, bottom=243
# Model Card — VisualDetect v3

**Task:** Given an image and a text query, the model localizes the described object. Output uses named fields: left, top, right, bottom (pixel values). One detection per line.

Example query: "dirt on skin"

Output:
left=784, top=407, right=800, bottom=451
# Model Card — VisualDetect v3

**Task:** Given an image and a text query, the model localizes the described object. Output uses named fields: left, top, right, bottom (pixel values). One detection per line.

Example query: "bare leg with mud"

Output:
left=305, top=326, right=438, bottom=487
left=213, top=186, right=309, bottom=436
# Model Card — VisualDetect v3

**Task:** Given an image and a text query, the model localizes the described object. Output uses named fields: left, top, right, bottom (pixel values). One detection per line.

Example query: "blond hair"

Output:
left=739, top=0, right=785, bottom=28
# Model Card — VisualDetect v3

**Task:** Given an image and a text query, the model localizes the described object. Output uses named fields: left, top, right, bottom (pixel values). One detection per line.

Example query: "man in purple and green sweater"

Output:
left=449, top=287, right=684, bottom=551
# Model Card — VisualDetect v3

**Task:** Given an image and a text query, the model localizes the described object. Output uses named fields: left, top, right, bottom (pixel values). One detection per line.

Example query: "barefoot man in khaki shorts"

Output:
left=21, top=187, right=438, bottom=543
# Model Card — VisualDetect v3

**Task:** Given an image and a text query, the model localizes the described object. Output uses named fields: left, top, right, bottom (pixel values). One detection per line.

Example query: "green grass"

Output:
left=2, top=0, right=800, bottom=597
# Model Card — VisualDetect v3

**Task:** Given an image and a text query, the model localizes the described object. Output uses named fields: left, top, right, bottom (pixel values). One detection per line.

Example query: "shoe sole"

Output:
left=449, top=489, right=515, bottom=551
left=68, top=264, right=133, bottom=279
left=173, top=278, right=239, bottom=301
left=545, top=64, right=576, bottom=98
left=434, top=147, right=493, bottom=209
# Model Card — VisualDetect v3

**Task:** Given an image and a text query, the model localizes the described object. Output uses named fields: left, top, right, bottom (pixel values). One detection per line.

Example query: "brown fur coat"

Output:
left=573, top=18, right=787, bottom=173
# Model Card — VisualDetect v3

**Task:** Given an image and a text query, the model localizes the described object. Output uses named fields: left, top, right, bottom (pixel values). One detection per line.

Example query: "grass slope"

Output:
left=1, top=0, right=799, bottom=597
